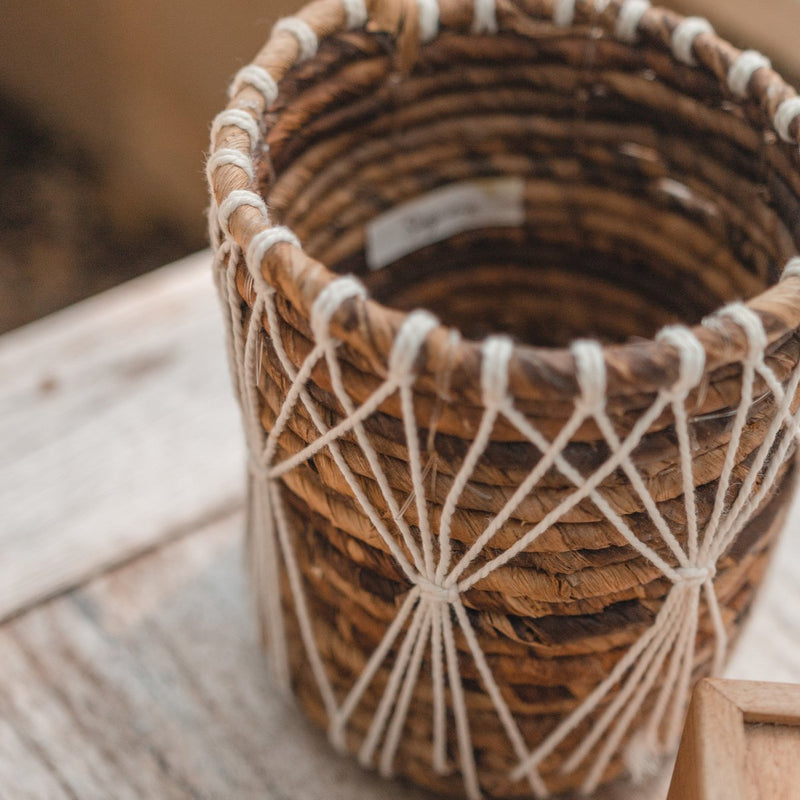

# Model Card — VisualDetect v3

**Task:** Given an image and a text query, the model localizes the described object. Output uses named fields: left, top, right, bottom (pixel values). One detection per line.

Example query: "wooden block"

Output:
left=667, top=679, right=800, bottom=800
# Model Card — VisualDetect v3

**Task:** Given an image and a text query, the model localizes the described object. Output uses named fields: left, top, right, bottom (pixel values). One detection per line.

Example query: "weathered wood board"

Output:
left=0, top=251, right=244, bottom=621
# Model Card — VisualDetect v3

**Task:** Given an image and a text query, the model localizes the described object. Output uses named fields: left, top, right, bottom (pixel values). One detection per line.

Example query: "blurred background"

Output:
left=1, top=0, right=798, bottom=333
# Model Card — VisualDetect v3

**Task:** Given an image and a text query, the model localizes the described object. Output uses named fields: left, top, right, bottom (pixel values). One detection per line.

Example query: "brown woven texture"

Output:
left=208, top=0, right=800, bottom=796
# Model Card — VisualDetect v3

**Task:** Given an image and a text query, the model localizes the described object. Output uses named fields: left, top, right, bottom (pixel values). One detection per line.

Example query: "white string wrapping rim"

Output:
left=208, top=0, right=800, bottom=398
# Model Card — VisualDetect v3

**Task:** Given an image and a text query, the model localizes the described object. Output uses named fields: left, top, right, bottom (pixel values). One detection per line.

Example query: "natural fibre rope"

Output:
left=220, top=248, right=800, bottom=799
left=208, top=2, right=800, bottom=798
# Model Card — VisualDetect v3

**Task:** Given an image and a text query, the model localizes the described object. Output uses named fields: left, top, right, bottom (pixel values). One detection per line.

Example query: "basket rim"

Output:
left=208, top=0, right=800, bottom=403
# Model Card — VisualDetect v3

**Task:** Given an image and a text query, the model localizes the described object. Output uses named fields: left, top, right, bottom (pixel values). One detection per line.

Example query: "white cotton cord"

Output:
left=459, top=394, right=682, bottom=592
left=671, top=17, right=713, bottom=66
left=309, top=275, right=367, bottom=346
left=511, top=588, right=682, bottom=782
left=712, top=362, right=800, bottom=562
left=435, top=399, right=500, bottom=581
left=552, top=0, right=575, bottom=28
left=782, top=255, right=800, bottom=279
left=579, top=364, right=690, bottom=567
left=657, top=326, right=705, bottom=396
left=264, top=286, right=420, bottom=603
left=399, top=344, right=438, bottom=577
left=661, top=590, right=700, bottom=749
left=631, top=598, right=695, bottom=775
left=774, top=96, right=800, bottom=142
left=330, top=588, right=420, bottom=751
left=657, top=326, right=704, bottom=560
left=429, top=605, right=448, bottom=775
left=388, top=310, right=439, bottom=385
left=208, top=203, right=223, bottom=252
left=699, top=302, right=764, bottom=561
left=318, top=321, right=429, bottom=576
left=472, top=0, right=497, bottom=33
left=453, top=601, right=550, bottom=798
left=246, top=227, right=300, bottom=283
left=579, top=589, right=690, bottom=793
left=441, top=604, right=482, bottom=800
left=704, top=580, right=728, bottom=677
left=615, top=0, right=650, bottom=43
left=379, top=604, right=433, bottom=777
left=727, top=50, right=771, bottom=98
left=434, top=335, right=511, bottom=583
left=274, top=16, right=319, bottom=61
left=229, top=64, right=279, bottom=106
left=206, top=148, right=255, bottom=185
left=263, top=344, right=325, bottom=467
left=562, top=588, right=686, bottom=775
left=210, top=108, right=260, bottom=150
left=359, top=601, right=428, bottom=766
left=251, top=485, right=291, bottom=692
left=341, top=0, right=368, bottom=29
left=445, top=399, right=590, bottom=587
left=217, top=190, right=268, bottom=236
left=269, top=481, right=339, bottom=719
left=572, top=340, right=607, bottom=414
left=711, top=303, right=768, bottom=356
left=481, top=335, right=513, bottom=409
left=416, top=0, right=440, bottom=43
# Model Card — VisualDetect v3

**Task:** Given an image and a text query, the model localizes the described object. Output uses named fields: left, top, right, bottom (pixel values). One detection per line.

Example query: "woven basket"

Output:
left=207, top=1, right=800, bottom=796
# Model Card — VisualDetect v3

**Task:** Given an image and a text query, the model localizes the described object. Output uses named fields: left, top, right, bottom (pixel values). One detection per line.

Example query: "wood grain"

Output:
left=0, top=250, right=245, bottom=621
left=667, top=679, right=800, bottom=800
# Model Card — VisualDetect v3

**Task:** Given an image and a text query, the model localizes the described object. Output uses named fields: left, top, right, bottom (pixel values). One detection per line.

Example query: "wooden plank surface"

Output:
left=0, top=250, right=245, bottom=621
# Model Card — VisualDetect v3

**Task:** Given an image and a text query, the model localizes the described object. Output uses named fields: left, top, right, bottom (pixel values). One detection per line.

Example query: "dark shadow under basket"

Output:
left=207, top=0, right=800, bottom=796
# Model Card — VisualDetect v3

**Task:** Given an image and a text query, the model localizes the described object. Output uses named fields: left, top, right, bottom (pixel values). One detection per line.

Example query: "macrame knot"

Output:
left=657, top=326, right=705, bottom=397
left=727, top=50, right=771, bottom=98
left=416, top=577, right=460, bottom=604
left=246, top=228, right=301, bottom=290
left=273, top=16, right=319, bottom=61
left=552, top=0, right=576, bottom=28
left=774, top=96, right=800, bottom=143
left=341, top=0, right=368, bottom=29
left=206, top=148, right=256, bottom=185
left=310, top=276, right=367, bottom=347
left=671, top=16, right=713, bottom=66
left=481, top=336, right=513, bottom=409
left=782, top=255, right=800, bottom=280
left=712, top=303, right=767, bottom=361
left=675, top=564, right=715, bottom=586
left=472, top=0, right=497, bottom=33
left=218, top=190, right=268, bottom=237
left=229, top=64, right=279, bottom=107
left=247, top=452, right=271, bottom=480
left=572, top=339, right=607, bottom=414
left=416, top=0, right=440, bottom=43
left=210, top=108, right=260, bottom=151
left=615, top=0, right=650, bottom=43
left=388, top=310, right=439, bottom=385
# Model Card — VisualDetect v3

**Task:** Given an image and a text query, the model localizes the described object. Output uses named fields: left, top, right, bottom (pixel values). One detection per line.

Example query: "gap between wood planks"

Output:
left=0, top=250, right=247, bottom=622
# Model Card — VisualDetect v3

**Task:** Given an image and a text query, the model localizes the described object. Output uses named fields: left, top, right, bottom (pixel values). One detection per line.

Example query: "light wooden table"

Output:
left=2, top=251, right=799, bottom=799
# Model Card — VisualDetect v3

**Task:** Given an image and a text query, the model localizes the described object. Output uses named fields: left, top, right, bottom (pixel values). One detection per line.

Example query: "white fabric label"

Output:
left=365, top=177, right=526, bottom=271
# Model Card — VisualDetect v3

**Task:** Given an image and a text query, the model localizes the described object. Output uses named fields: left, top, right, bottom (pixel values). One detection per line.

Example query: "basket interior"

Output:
left=264, top=28, right=800, bottom=347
